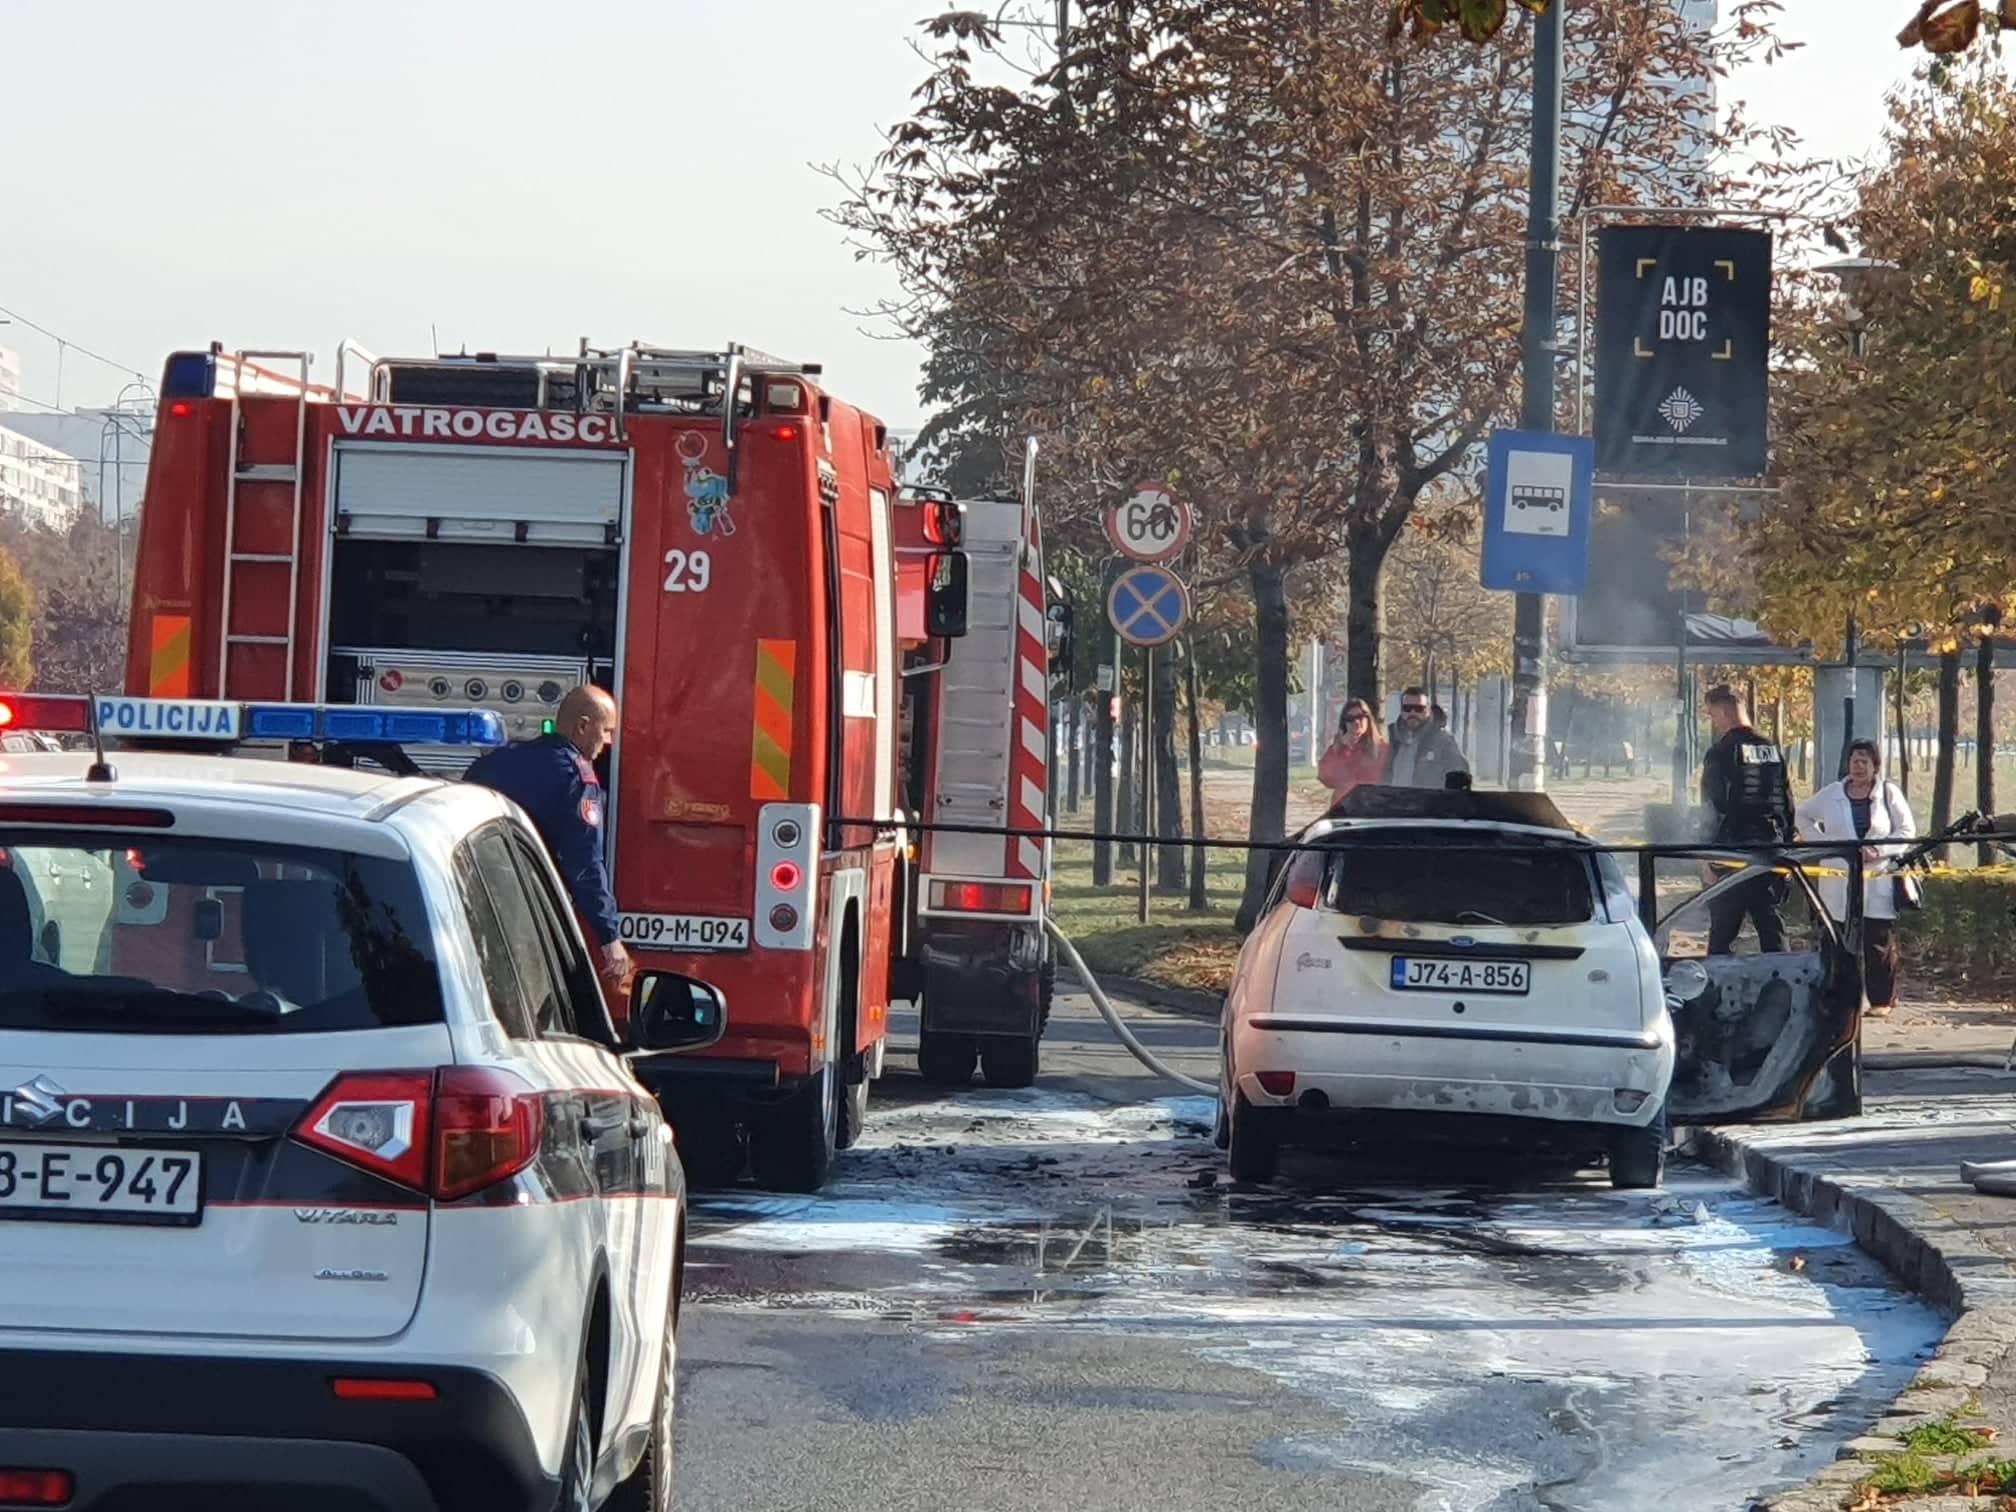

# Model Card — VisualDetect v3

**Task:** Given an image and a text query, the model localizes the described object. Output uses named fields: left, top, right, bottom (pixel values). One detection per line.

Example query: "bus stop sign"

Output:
left=1480, top=428, right=1595, bottom=595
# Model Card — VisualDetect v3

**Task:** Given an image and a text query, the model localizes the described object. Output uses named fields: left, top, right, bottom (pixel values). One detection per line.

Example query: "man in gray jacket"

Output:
left=1384, top=686, right=1470, bottom=789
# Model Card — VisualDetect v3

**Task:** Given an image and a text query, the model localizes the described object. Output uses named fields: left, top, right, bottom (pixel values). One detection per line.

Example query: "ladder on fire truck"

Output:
left=216, top=351, right=314, bottom=701
left=929, top=496, right=1033, bottom=873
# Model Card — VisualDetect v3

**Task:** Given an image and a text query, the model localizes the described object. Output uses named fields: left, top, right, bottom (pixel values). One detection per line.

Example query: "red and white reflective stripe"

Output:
left=1006, top=504, right=1048, bottom=880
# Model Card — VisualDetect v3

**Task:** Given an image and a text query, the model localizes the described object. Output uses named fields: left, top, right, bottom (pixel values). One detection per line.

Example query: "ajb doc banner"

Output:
left=1593, top=225, right=1771, bottom=480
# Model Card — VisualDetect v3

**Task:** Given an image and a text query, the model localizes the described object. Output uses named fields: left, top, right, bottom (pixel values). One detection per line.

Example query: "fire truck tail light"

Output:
left=0, top=694, right=91, bottom=733
left=755, top=801, right=819, bottom=953
left=167, top=400, right=196, bottom=419
left=929, top=880, right=1034, bottom=914
left=769, top=422, right=801, bottom=442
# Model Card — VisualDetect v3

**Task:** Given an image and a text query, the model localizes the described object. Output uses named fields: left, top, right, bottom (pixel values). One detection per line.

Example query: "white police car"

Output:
left=0, top=693, right=723, bottom=1512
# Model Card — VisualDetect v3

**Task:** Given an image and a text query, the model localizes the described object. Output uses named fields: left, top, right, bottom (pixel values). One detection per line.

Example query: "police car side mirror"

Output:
left=627, top=971, right=728, bottom=1055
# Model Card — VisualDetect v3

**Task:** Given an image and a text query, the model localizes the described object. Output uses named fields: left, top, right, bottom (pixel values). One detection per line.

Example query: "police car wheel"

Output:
left=749, top=1067, right=838, bottom=1193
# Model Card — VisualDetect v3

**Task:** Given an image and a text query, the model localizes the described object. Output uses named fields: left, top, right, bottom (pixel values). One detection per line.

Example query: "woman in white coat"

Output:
left=1794, top=739, right=1917, bottom=1017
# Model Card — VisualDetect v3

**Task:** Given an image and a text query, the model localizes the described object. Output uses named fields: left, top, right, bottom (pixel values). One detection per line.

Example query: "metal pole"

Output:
left=1508, top=0, right=1562, bottom=792
left=1145, top=641, right=1161, bottom=923
left=1839, top=613, right=1859, bottom=780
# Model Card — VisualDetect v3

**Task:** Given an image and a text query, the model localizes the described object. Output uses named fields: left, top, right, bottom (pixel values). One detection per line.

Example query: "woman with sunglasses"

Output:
left=1319, top=698, right=1386, bottom=809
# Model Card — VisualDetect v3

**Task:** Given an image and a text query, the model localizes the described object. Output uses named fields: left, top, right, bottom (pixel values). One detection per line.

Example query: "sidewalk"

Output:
left=1696, top=999, right=2016, bottom=1510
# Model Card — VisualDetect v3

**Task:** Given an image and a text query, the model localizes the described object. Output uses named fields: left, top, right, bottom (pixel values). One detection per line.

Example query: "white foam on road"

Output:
left=690, top=1085, right=1944, bottom=1510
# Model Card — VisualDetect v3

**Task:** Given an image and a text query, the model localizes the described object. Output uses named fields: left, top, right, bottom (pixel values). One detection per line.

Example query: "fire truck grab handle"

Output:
left=613, top=346, right=635, bottom=444
left=721, top=348, right=744, bottom=464
left=335, top=338, right=381, bottom=402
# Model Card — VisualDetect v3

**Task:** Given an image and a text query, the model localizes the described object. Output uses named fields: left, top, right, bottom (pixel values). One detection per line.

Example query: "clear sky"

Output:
left=0, top=1, right=1938, bottom=427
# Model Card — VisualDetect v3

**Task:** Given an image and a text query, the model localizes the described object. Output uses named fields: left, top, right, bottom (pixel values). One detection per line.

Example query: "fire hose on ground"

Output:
left=1042, top=916, right=1218, bottom=1096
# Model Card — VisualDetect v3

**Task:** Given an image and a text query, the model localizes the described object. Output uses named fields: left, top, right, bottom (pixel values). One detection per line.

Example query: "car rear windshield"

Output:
left=0, top=833, right=444, bottom=1034
left=1318, top=830, right=1596, bottom=927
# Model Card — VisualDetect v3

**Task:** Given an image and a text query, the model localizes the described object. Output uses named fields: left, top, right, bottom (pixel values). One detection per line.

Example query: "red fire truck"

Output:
left=121, top=339, right=1033, bottom=1192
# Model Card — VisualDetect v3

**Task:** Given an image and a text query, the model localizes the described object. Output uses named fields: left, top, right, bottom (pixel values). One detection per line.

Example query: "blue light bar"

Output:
left=242, top=703, right=507, bottom=748
left=160, top=351, right=218, bottom=400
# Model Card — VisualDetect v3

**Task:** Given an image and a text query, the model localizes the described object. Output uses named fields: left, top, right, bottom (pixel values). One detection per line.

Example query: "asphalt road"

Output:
left=673, top=988, right=1942, bottom=1512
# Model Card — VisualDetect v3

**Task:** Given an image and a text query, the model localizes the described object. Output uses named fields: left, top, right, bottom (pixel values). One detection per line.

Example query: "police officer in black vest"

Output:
left=1699, top=683, right=1796, bottom=955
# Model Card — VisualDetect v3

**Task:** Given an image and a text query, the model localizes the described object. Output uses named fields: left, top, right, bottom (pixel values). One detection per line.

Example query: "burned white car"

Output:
left=1217, top=787, right=1866, bottom=1189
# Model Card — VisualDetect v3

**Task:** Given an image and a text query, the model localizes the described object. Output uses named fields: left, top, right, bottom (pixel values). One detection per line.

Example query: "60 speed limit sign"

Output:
left=1105, top=481, right=1193, bottom=563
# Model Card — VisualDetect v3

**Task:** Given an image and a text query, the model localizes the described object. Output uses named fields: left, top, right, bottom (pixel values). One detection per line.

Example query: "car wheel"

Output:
left=556, top=1365, right=597, bottom=1512
left=749, top=1066, right=838, bottom=1193
left=835, top=1068, right=869, bottom=1151
left=917, top=1031, right=978, bottom=1086
left=672, top=1117, right=743, bottom=1190
left=979, top=1035, right=1040, bottom=1089
left=1227, top=1093, right=1280, bottom=1184
left=1608, top=1108, right=1668, bottom=1190
left=605, top=1278, right=678, bottom=1512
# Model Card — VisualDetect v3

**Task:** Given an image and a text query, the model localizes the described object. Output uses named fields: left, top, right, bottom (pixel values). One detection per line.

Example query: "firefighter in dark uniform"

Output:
left=1699, top=683, right=1796, bottom=955
left=465, top=685, right=633, bottom=988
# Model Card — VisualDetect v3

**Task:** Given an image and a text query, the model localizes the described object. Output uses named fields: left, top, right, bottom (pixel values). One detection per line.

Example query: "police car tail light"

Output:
left=0, top=1469, right=72, bottom=1507
left=293, top=1071, right=432, bottom=1193
left=0, top=693, right=91, bottom=734
left=431, top=1066, right=544, bottom=1202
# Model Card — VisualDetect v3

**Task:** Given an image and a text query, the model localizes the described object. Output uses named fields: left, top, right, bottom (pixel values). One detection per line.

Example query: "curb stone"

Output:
left=1687, top=1126, right=2016, bottom=1511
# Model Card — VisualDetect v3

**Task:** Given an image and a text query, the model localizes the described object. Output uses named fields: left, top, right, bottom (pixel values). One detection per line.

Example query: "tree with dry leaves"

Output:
left=1395, top=0, right=2013, bottom=61
left=838, top=1, right=1793, bottom=925
left=1672, top=53, right=2016, bottom=835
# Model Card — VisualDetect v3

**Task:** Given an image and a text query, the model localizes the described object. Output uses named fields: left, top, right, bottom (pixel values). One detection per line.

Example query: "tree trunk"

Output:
left=1932, top=647, right=1960, bottom=861
left=1185, top=640, right=1208, bottom=912
left=1980, top=636, right=1998, bottom=867
left=1117, top=685, right=1137, bottom=870
left=1344, top=536, right=1384, bottom=709
left=1237, top=562, right=1293, bottom=933
left=1066, top=696, right=1083, bottom=814
left=1153, top=648, right=1184, bottom=893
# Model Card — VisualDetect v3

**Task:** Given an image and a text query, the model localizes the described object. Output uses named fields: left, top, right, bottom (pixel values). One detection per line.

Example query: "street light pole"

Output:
left=1508, top=0, right=1564, bottom=791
